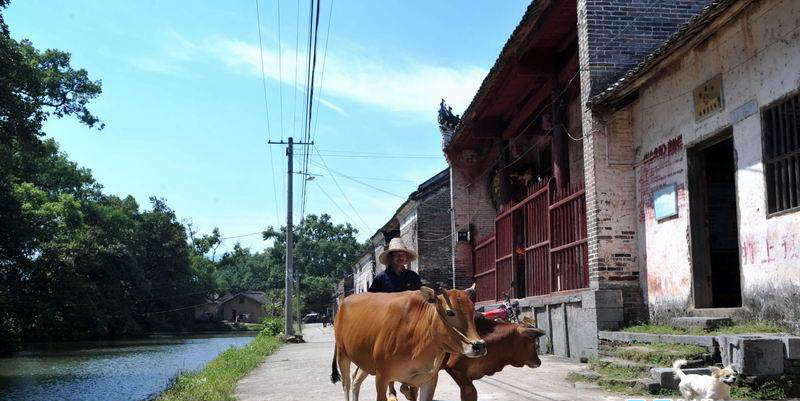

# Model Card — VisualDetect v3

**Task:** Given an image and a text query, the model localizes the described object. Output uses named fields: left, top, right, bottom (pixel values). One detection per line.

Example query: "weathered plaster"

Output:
left=624, top=0, right=800, bottom=322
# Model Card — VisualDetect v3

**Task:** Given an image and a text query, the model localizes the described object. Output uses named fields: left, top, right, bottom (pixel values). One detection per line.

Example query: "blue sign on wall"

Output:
left=654, top=183, right=678, bottom=221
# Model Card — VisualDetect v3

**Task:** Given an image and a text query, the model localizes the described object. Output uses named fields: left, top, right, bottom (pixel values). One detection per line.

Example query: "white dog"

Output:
left=672, top=359, right=737, bottom=401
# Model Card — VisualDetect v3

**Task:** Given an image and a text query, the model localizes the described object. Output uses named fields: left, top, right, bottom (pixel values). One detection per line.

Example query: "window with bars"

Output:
left=763, top=93, right=800, bottom=214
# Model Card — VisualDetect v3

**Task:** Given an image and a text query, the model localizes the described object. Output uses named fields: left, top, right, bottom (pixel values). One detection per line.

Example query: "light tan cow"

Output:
left=330, top=286, right=486, bottom=401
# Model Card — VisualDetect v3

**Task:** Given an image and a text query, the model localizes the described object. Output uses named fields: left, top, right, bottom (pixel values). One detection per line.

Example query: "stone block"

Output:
left=635, top=378, right=661, bottom=393
left=650, top=367, right=712, bottom=389
left=593, top=307, right=624, bottom=322
left=774, top=336, right=800, bottom=359
left=598, top=330, right=661, bottom=344
left=582, top=289, right=623, bottom=308
left=717, top=335, right=785, bottom=376
left=671, top=317, right=732, bottom=331
left=658, top=334, right=717, bottom=347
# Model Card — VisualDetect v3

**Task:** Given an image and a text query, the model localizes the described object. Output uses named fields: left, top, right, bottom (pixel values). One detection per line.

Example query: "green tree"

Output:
left=1, top=0, right=104, bottom=350
left=262, top=214, right=367, bottom=314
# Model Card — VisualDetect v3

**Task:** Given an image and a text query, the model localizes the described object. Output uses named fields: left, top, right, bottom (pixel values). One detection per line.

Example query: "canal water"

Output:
left=0, top=333, right=257, bottom=401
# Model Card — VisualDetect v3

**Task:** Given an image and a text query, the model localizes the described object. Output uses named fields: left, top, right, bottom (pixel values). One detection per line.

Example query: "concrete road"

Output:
left=236, top=323, right=626, bottom=401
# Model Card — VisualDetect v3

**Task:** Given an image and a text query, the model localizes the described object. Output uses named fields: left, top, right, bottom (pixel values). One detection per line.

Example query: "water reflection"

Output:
left=0, top=334, right=256, bottom=401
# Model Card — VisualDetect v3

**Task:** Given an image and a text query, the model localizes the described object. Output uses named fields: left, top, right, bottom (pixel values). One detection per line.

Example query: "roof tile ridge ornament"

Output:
left=438, top=99, right=461, bottom=149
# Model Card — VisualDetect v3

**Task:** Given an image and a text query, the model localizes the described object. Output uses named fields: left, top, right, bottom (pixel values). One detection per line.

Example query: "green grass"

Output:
left=612, top=342, right=707, bottom=365
left=732, top=380, right=787, bottom=400
left=156, top=333, right=280, bottom=401
left=596, top=364, right=641, bottom=380
left=599, top=381, right=648, bottom=396
left=710, top=321, right=785, bottom=335
left=621, top=324, right=687, bottom=335
left=620, top=321, right=788, bottom=336
left=566, top=371, right=598, bottom=383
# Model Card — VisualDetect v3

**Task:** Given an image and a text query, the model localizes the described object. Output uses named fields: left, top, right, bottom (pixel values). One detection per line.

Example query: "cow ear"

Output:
left=520, top=327, right=546, bottom=339
left=465, top=284, right=477, bottom=303
left=419, top=286, right=436, bottom=303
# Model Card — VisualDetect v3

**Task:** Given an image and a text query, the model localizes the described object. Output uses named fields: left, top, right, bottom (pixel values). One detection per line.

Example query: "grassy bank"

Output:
left=156, top=332, right=280, bottom=401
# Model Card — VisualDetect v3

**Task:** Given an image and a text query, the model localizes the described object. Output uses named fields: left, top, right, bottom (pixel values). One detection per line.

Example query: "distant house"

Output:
left=194, top=300, right=218, bottom=322
left=353, top=251, right=375, bottom=294
left=217, top=291, right=267, bottom=323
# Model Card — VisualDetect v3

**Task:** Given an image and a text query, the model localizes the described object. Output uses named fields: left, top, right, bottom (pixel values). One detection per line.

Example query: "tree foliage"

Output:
left=0, top=2, right=366, bottom=351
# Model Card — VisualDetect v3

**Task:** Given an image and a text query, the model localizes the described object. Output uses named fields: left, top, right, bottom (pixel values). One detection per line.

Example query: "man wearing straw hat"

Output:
left=368, top=237, right=422, bottom=293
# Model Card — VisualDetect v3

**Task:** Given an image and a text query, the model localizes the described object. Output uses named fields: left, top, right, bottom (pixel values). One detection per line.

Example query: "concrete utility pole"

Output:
left=268, top=136, right=312, bottom=337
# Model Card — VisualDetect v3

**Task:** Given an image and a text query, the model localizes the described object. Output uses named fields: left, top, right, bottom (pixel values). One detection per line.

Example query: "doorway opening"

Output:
left=688, top=132, right=742, bottom=308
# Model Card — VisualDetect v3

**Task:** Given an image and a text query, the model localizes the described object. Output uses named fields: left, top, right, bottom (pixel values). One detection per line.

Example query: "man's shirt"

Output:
left=368, top=268, right=422, bottom=293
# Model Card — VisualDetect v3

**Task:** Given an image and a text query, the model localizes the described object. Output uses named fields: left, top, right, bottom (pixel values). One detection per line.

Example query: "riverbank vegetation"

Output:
left=157, top=331, right=280, bottom=401
left=0, top=0, right=366, bottom=353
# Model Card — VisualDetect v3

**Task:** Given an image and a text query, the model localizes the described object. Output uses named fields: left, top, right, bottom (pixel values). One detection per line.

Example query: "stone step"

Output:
left=569, top=367, right=601, bottom=382
left=635, top=378, right=662, bottom=394
left=650, top=366, right=712, bottom=389
left=591, top=356, right=651, bottom=372
left=599, top=330, right=717, bottom=347
left=670, top=316, right=732, bottom=331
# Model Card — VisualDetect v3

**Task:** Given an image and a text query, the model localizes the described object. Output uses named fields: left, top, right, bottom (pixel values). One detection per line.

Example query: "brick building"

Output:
left=444, top=0, right=715, bottom=358
left=588, top=0, right=800, bottom=332
left=351, top=169, right=464, bottom=292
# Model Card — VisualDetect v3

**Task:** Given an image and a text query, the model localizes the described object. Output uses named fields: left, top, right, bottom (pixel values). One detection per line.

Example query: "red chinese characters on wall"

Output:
left=637, top=136, right=686, bottom=223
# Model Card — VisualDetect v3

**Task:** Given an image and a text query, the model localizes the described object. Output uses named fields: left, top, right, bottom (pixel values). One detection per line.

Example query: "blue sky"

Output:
left=5, top=1, right=529, bottom=253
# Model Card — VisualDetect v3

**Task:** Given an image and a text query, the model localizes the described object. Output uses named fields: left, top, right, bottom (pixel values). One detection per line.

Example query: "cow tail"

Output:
left=331, top=348, right=341, bottom=384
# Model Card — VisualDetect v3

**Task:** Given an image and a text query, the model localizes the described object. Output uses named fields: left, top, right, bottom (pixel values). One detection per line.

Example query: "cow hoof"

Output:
left=387, top=395, right=398, bottom=401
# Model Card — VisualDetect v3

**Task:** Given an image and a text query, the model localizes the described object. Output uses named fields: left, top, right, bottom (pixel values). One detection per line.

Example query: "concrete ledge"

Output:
left=718, top=335, right=784, bottom=376
left=773, top=336, right=800, bottom=359
left=659, top=334, right=717, bottom=347
left=651, top=367, right=712, bottom=389
left=598, top=331, right=716, bottom=346
left=671, top=316, right=731, bottom=331
left=520, top=290, right=589, bottom=308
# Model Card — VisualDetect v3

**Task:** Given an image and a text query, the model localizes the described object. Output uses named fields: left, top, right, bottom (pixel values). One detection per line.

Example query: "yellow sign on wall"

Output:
left=693, top=75, right=724, bottom=121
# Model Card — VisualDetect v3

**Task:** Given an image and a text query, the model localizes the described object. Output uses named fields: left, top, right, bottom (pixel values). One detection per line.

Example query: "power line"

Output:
left=310, top=180, right=365, bottom=233
left=254, top=0, right=281, bottom=228
left=276, top=0, right=285, bottom=138
left=314, top=149, right=441, bottom=157
left=314, top=153, right=440, bottom=159
left=311, top=0, right=334, bottom=139
left=309, top=157, right=406, bottom=200
left=311, top=146, right=373, bottom=228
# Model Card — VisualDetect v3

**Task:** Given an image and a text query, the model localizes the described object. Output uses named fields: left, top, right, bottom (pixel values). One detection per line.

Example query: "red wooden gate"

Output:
left=473, top=178, right=588, bottom=301
left=550, top=184, right=589, bottom=292
left=525, top=180, right=551, bottom=295
left=473, top=235, right=495, bottom=302
left=494, top=211, right=514, bottom=300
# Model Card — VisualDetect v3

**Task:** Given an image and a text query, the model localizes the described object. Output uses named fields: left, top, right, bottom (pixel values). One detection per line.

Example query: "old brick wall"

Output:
left=581, top=0, right=715, bottom=96
left=417, top=181, right=460, bottom=290
left=450, top=167, right=498, bottom=292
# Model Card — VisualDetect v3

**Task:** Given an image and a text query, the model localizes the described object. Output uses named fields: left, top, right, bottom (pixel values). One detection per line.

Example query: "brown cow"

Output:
left=331, top=286, right=486, bottom=401
left=369, top=314, right=545, bottom=401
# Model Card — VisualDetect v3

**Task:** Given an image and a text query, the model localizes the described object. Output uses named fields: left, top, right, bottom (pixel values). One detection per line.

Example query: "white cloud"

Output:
left=133, top=32, right=486, bottom=119
left=213, top=37, right=485, bottom=118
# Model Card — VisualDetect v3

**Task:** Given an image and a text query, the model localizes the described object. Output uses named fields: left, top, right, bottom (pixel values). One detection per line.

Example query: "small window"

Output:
left=762, top=93, right=800, bottom=214
left=239, top=297, right=244, bottom=304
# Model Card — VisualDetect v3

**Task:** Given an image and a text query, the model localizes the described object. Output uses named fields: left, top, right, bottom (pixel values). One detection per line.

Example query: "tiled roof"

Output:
left=446, top=1, right=542, bottom=150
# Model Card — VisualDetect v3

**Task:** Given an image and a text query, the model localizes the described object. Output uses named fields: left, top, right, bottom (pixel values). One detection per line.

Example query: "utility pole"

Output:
left=268, top=136, right=312, bottom=337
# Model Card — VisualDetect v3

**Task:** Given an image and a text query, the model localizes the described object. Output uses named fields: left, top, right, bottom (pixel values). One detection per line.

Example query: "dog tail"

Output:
left=672, top=359, right=688, bottom=380
left=331, top=348, right=341, bottom=384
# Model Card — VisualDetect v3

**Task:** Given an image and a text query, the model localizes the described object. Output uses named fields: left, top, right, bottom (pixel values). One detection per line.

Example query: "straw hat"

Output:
left=378, top=238, right=418, bottom=265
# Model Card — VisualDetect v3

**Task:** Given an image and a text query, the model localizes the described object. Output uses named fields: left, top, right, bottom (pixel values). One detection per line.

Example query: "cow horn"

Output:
left=521, top=327, right=546, bottom=339
left=419, top=286, right=436, bottom=303
left=465, top=284, right=477, bottom=303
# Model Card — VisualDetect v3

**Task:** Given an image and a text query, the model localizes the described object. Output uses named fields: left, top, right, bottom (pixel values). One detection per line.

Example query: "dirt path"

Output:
left=236, top=323, right=625, bottom=401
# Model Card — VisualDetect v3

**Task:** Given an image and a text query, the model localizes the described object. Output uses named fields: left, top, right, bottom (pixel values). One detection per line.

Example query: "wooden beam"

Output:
left=499, top=80, right=554, bottom=139
left=474, top=116, right=509, bottom=138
